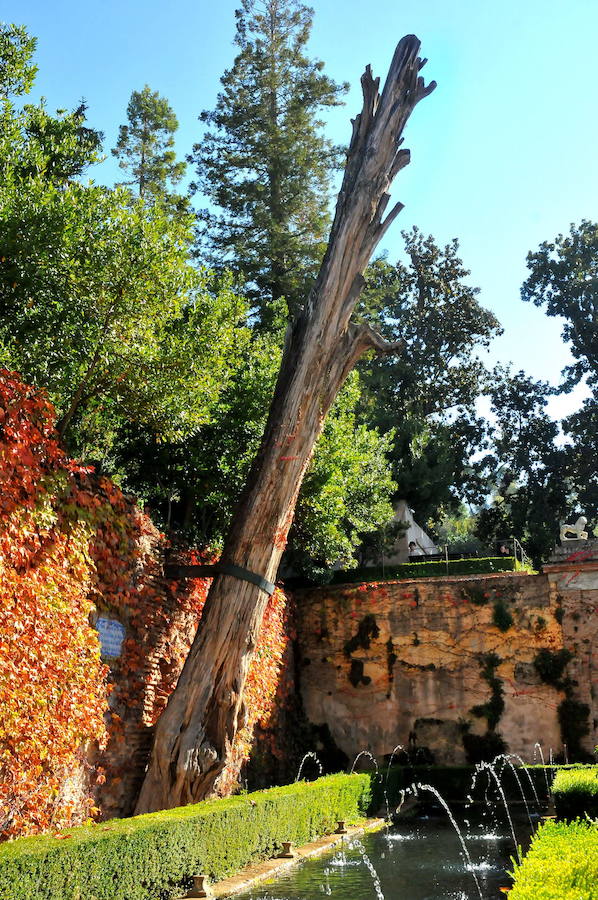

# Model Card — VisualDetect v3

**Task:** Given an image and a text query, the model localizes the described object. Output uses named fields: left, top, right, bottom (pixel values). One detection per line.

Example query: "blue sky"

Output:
left=5, top=0, right=597, bottom=417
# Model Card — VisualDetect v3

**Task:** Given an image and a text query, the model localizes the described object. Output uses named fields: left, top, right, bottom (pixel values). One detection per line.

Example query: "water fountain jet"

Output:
left=349, top=749, right=380, bottom=776
left=493, top=754, right=534, bottom=830
left=475, top=762, right=521, bottom=863
left=295, top=751, right=323, bottom=782
left=533, top=742, right=551, bottom=798
left=396, top=784, right=483, bottom=900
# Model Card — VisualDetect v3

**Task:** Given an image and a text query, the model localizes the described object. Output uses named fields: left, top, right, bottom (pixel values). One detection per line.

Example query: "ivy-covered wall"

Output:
left=295, top=568, right=597, bottom=765
left=0, top=371, right=291, bottom=836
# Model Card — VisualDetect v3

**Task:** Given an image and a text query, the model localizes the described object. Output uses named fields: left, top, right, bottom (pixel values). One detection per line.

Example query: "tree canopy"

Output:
left=358, top=228, right=501, bottom=523
left=0, top=33, right=247, bottom=458
left=115, top=339, right=396, bottom=580
left=476, top=367, right=571, bottom=565
left=521, top=221, right=598, bottom=544
left=112, top=85, right=188, bottom=211
left=0, top=173, right=248, bottom=455
left=0, top=22, right=37, bottom=97
left=190, top=0, right=347, bottom=328
left=522, top=220, right=598, bottom=390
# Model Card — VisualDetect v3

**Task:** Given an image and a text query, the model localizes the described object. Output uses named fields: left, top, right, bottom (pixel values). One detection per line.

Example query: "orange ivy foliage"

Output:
left=0, top=371, right=108, bottom=839
left=218, top=586, right=291, bottom=794
left=0, top=369, right=292, bottom=829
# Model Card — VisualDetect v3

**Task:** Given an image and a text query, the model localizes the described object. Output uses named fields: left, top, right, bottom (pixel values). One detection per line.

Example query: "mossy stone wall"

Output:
left=296, top=570, right=594, bottom=764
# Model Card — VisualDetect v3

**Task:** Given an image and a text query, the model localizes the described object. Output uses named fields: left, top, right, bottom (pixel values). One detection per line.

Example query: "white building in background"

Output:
left=384, top=499, right=439, bottom=564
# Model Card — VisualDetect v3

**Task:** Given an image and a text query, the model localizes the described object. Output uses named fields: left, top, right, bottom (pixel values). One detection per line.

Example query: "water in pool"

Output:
left=229, top=811, right=532, bottom=900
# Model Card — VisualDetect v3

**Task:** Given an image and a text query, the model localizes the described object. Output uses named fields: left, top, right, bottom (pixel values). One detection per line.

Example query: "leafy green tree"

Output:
left=190, top=0, right=347, bottom=328
left=562, top=400, right=598, bottom=520
left=0, top=25, right=101, bottom=184
left=0, top=100, right=103, bottom=183
left=0, top=100, right=247, bottom=461
left=432, top=504, right=484, bottom=555
left=522, top=221, right=598, bottom=534
left=116, top=345, right=395, bottom=579
left=289, top=373, right=396, bottom=579
left=390, top=414, right=489, bottom=524
left=358, top=228, right=501, bottom=522
left=522, top=220, right=598, bottom=390
left=0, top=174, right=248, bottom=455
left=0, top=30, right=247, bottom=458
left=0, top=22, right=37, bottom=97
left=112, top=85, right=187, bottom=209
left=114, top=330, right=282, bottom=539
left=476, top=368, right=572, bottom=565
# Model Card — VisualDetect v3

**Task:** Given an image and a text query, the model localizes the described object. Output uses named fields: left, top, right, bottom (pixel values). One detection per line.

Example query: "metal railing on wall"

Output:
left=404, top=536, right=531, bottom=572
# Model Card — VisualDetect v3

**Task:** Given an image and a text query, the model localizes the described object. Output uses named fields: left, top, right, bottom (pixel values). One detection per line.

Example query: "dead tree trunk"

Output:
left=136, top=35, right=435, bottom=813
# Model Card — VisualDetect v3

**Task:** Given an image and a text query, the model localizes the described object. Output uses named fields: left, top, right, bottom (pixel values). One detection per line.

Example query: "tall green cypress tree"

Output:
left=190, top=0, right=347, bottom=329
left=112, top=85, right=186, bottom=209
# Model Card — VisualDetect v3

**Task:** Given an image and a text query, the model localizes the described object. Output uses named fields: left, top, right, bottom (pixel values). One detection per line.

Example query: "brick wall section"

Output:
left=92, top=524, right=208, bottom=820
left=294, top=570, right=595, bottom=765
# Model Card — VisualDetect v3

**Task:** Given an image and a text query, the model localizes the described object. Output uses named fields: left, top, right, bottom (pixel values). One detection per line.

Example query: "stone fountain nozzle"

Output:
left=176, top=873, right=211, bottom=898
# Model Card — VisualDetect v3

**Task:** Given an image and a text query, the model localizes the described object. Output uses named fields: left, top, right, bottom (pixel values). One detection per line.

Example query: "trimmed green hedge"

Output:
left=377, top=765, right=547, bottom=811
left=509, top=819, right=598, bottom=899
left=373, top=766, right=476, bottom=810
left=0, top=774, right=371, bottom=900
left=553, top=766, right=598, bottom=820
left=330, top=556, right=523, bottom=585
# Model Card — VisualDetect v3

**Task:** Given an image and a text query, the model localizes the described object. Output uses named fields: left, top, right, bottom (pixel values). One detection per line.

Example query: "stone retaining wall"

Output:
left=295, top=564, right=597, bottom=765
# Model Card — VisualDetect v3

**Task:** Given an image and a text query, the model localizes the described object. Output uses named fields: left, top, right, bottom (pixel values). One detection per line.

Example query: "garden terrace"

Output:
left=0, top=775, right=371, bottom=900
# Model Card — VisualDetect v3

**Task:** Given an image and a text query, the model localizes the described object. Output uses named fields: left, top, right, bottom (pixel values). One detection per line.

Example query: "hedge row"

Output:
left=553, top=766, right=598, bottom=820
left=329, top=556, right=522, bottom=585
left=509, top=819, right=598, bottom=899
left=377, top=765, right=549, bottom=812
left=0, top=774, right=371, bottom=900
left=376, top=766, right=476, bottom=810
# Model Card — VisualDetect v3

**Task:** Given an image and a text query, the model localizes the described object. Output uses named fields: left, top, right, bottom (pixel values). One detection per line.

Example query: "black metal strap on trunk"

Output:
left=218, top=562, right=276, bottom=595
left=164, top=561, right=276, bottom=596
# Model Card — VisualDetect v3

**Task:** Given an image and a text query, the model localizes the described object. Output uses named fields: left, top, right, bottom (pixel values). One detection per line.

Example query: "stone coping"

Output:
left=211, top=818, right=386, bottom=898
left=294, top=570, right=533, bottom=595
left=547, top=539, right=598, bottom=564
left=543, top=560, right=598, bottom=574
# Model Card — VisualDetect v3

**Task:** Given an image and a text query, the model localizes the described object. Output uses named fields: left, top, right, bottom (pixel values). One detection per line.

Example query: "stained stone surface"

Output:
left=548, top=538, right=598, bottom=564
left=295, top=564, right=597, bottom=765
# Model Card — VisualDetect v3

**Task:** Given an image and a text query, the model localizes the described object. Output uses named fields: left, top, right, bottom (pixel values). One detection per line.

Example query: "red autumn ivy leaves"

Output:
left=0, top=371, right=108, bottom=839
left=0, top=370, right=291, bottom=836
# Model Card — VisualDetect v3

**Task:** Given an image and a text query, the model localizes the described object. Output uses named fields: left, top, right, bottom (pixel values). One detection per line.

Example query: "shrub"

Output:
left=492, top=598, right=514, bottom=631
left=558, top=698, right=591, bottom=761
left=0, top=774, right=371, bottom=900
left=534, top=648, right=573, bottom=688
left=553, top=766, right=598, bottom=820
left=509, top=819, right=598, bottom=900
left=330, top=556, right=521, bottom=585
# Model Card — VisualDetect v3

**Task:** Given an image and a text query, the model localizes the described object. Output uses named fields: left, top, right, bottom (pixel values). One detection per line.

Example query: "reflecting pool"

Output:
left=229, top=811, right=532, bottom=900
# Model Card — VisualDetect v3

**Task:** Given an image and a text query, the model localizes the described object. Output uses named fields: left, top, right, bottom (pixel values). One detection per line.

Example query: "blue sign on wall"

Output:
left=96, top=617, right=126, bottom=659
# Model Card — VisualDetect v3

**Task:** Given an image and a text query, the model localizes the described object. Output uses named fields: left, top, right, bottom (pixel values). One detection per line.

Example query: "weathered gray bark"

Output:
left=136, top=35, right=435, bottom=813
